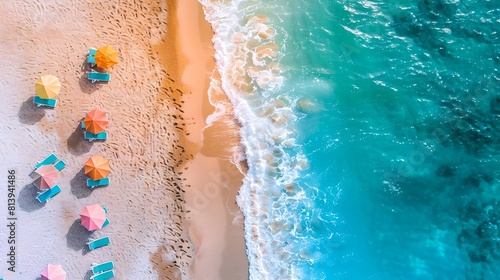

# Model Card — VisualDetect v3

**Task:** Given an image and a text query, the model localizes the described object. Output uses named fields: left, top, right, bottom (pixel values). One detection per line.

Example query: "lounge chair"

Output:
left=91, top=261, right=114, bottom=274
left=102, top=205, right=108, bottom=214
left=35, top=154, right=58, bottom=169
left=87, top=177, right=110, bottom=188
left=81, top=121, right=86, bottom=129
left=88, top=48, right=97, bottom=66
left=33, top=96, right=57, bottom=107
left=54, top=160, right=66, bottom=171
left=87, top=236, right=110, bottom=250
left=87, top=71, right=110, bottom=83
left=90, top=269, right=115, bottom=280
left=36, top=185, right=61, bottom=203
left=102, top=217, right=110, bottom=228
left=84, top=131, right=108, bottom=141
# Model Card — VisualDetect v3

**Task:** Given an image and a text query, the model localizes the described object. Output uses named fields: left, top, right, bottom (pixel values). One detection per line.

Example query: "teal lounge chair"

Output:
left=35, top=154, right=58, bottom=169
left=90, top=269, right=115, bottom=280
left=87, top=236, right=110, bottom=250
left=91, top=261, right=114, bottom=274
left=81, top=121, right=86, bottom=129
left=87, top=71, right=110, bottom=83
left=102, top=205, right=108, bottom=214
left=102, top=217, right=110, bottom=228
left=87, top=177, right=110, bottom=188
left=88, top=48, right=97, bottom=66
left=54, top=160, right=66, bottom=171
left=36, top=185, right=61, bottom=203
left=34, top=96, right=57, bottom=107
left=84, top=131, right=108, bottom=141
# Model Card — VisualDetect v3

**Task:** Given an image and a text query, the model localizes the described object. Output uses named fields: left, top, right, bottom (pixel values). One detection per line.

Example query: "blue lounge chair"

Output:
left=87, top=236, right=110, bottom=250
left=102, top=205, right=108, bottom=214
left=54, top=160, right=66, bottom=171
left=87, top=71, right=110, bottom=83
left=87, top=177, right=110, bottom=188
left=88, top=48, right=97, bottom=66
left=90, top=269, right=115, bottom=280
left=102, top=217, right=110, bottom=228
left=84, top=131, right=108, bottom=141
left=91, top=261, right=114, bottom=274
left=36, top=185, right=61, bottom=203
left=81, top=121, right=86, bottom=129
left=34, top=96, right=57, bottom=107
left=35, top=154, right=58, bottom=169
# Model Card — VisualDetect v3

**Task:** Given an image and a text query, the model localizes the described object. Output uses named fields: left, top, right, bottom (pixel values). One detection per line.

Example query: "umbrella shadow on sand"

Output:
left=79, top=59, right=104, bottom=95
left=67, top=124, right=94, bottom=156
left=18, top=183, right=44, bottom=212
left=83, top=270, right=93, bottom=280
left=66, top=219, right=92, bottom=253
left=18, top=97, right=46, bottom=125
left=70, top=168, right=94, bottom=199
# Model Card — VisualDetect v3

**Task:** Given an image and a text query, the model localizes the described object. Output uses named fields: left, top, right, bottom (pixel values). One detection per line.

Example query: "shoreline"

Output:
left=161, top=0, right=249, bottom=279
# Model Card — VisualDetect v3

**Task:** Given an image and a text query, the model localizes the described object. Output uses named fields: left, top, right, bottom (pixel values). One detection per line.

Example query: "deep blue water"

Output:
left=200, top=0, right=500, bottom=279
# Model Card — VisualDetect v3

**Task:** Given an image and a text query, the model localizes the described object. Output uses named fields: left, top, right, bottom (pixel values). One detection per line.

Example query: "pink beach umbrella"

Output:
left=41, top=263, right=66, bottom=280
left=33, top=165, right=59, bottom=190
left=80, top=204, right=106, bottom=231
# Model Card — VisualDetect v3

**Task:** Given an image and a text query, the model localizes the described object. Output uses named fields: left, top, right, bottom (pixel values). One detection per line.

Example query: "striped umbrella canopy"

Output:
left=35, top=75, right=61, bottom=99
left=33, top=165, right=59, bottom=190
left=80, top=204, right=106, bottom=231
left=41, top=264, right=66, bottom=280
left=94, top=45, right=118, bottom=69
left=83, top=109, right=108, bottom=134
left=84, top=155, right=110, bottom=180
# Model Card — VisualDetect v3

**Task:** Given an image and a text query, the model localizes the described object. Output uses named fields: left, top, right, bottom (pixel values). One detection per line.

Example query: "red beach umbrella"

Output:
left=83, top=109, right=109, bottom=134
left=80, top=204, right=107, bottom=231
left=41, top=263, right=66, bottom=280
left=33, top=165, right=59, bottom=191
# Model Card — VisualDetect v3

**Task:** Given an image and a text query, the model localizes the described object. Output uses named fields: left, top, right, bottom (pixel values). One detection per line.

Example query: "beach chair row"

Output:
left=34, top=153, right=110, bottom=203
left=87, top=238, right=115, bottom=279
left=34, top=48, right=112, bottom=108
left=86, top=47, right=114, bottom=278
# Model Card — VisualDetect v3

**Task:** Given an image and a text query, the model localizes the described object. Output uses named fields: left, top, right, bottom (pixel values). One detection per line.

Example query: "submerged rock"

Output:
left=296, top=98, right=322, bottom=113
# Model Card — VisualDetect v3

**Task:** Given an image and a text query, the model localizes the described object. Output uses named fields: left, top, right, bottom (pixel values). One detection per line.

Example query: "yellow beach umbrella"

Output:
left=35, top=75, right=61, bottom=99
left=94, top=45, right=118, bottom=69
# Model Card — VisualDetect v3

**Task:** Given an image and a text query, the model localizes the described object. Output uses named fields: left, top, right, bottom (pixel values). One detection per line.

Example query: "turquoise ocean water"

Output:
left=199, top=0, right=500, bottom=279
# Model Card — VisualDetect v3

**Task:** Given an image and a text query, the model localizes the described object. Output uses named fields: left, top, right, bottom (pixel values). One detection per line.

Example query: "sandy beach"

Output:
left=0, top=0, right=247, bottom=279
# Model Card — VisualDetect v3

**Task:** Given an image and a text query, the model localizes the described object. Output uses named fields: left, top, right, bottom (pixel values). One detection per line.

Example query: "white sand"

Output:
left=0, top=0, right=247, bottom=279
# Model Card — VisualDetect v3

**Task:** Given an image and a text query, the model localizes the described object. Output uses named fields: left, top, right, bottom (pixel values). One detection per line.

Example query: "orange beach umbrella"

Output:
left=80, top=204, right=106, bottom=231
left=84, top=155, right=110, bottom=180
left=41, top=264, right=66, bottom=280
left=94, top=45, right=118, bottom=69
left=33, top=165, right=59, bottom=191
left=35, top=75, right=61, bottom=99
left=83, top=109, right=108, bottom=134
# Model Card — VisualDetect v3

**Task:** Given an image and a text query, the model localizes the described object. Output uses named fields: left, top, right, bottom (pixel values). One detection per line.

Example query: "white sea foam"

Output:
left=198, top=0, right=314, bottom=279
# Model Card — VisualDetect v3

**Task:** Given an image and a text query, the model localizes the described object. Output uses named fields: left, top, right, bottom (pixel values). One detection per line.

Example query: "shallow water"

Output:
left=199, top=0, right=500, bottom=279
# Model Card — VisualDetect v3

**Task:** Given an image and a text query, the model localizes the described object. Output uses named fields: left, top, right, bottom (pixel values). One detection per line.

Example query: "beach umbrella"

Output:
left=80, top=204, right=106, bottom=231
left=83, top=109, right=109, bottom=134
left=41, top=263, right=66, bottom=280
left=84, top=155, right=110, bottom=180
left=94, top=45, right=118, bottom=69
left=35, top=75, right=61, bottom=99
left=33, top=165, right=59, bottom=191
